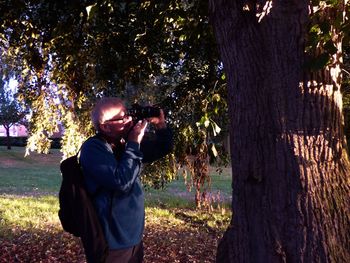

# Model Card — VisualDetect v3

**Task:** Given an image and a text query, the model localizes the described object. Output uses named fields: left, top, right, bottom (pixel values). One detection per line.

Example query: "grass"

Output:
left=145, top=175, right=231, bottom=211
left=0, top=146, right=62, bottom=194
left=0, top=195, right=60, bottom=238
left=0, top=146, right=232, bottom=262
left=0, top=146, right=232, bottom=243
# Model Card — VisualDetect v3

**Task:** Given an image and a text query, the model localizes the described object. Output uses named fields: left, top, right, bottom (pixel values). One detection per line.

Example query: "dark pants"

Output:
left=106, top=242, right=144, bottom=263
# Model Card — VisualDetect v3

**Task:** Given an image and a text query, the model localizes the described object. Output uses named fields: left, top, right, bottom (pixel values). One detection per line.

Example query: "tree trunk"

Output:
left=5, top=125, right=11, bottom=150
left=209, top=1, right=350, bottom=262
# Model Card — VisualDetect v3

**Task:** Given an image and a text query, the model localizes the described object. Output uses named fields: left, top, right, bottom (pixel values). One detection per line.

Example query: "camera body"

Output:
left=127, top=104, right=161, bottom=121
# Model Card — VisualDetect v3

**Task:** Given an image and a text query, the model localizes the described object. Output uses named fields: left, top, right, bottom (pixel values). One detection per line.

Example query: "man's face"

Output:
left=99, top=104, right=133, bottom=140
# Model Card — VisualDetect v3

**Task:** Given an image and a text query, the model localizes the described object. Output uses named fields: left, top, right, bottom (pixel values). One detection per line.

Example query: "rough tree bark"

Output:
left=209, top=0, right=350, bottom=262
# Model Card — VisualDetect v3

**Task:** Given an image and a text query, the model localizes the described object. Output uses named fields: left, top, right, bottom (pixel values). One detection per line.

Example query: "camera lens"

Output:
left=127, top=104, right=161, bottom=120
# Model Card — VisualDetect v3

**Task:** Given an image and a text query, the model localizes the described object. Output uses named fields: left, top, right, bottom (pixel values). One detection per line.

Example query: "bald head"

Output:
left=91, top=97, right=125, bottom=132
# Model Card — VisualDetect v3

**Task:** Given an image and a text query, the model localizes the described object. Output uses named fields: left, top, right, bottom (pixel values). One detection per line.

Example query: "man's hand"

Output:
left=128, top=120, right=148, bottom=144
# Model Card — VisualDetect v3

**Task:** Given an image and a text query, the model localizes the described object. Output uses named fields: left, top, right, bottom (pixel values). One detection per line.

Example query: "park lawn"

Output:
left=0, top=146, right=62, bottom=194
left=0, top=146, right=232, bottom=262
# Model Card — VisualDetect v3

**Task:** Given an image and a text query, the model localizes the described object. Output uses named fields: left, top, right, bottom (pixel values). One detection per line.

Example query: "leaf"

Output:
left=86, top=4, right=96, bottom=19
left=179, top=35, right=186, bottom=41
left=211, top=120, right=221, bottom=136
left=211, top=144, right=218, bottom=157
left=309, top=24, right=321, bottom=34
left=212, top=93, right=220, bottom=102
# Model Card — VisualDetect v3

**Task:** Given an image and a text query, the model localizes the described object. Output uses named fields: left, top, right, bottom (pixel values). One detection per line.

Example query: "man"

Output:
left=79, top=97, right=173, bottom=263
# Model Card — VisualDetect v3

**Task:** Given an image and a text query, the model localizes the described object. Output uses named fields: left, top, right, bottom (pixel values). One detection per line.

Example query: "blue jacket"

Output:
left=79, top=128, right=173, bottom=250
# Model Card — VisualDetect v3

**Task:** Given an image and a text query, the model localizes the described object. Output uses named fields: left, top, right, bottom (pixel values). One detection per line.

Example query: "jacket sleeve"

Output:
left=80, top=138, right=143, bottom=194
left=140, top=127, right=173, bottom=163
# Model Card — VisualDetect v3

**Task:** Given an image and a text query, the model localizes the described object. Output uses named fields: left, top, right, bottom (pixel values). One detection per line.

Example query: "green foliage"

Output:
left=0, top=0, right=228, bottom=199
left=1, top=0, right=349, bottom=198
left=142, top=153, right=178, bottom=189
left=306, top=1, right=350, bottom=154
left=305, top=0, right=349, bottom=70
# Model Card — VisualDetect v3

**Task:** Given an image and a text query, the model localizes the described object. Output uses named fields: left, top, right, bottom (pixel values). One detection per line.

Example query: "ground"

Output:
left=0, top=207, right=225, bottom=263
left=0, top=147, right=231, bottom=262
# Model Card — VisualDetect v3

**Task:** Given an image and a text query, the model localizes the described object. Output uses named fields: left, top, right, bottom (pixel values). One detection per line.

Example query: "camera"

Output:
left=127, top=104, right=161, bottom=121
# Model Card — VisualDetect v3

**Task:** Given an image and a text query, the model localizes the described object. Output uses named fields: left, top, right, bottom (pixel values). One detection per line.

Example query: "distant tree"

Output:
left=0, top=79, right=26, bottom=149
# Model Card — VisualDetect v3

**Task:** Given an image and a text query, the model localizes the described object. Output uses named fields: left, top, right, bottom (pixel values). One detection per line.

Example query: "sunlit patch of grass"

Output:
left=145, top=207, right=185, bottom=229
left=0, top=194, right=231, bottom=238
left=0, top=195, right=61, bottom=237
left=175, top=208, right=232, bottom=232
left=145, top=206, right=231, bottom=233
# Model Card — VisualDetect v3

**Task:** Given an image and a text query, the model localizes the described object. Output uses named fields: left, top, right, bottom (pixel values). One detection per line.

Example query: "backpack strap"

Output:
left=78, top=135, right=111, bottom=199
left=80, top=134, right=115, bottom=217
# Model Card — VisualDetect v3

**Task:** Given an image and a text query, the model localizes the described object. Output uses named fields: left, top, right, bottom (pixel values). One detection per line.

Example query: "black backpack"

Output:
left=58, top=153, right=109, bottom=263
